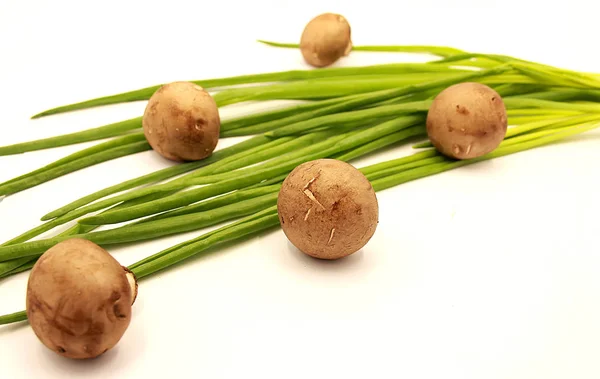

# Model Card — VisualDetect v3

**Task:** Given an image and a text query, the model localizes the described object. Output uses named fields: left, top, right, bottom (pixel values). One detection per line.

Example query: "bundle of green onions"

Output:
left=0, top=42, right=599, bottom=326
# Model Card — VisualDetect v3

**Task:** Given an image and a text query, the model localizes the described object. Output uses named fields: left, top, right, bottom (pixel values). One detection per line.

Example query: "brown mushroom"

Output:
left=26, top=238, right=137, bottom=359
left=426, top=82, right=508, bottom=160
left=300, top=13, right=352, bottom=68
left=142, top=81, right=221, bottom=162
left=277, top=159, right=378, bottom=260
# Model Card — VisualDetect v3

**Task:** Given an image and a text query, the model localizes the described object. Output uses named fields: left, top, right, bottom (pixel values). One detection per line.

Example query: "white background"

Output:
left=1, top=1, right=600, bottom=378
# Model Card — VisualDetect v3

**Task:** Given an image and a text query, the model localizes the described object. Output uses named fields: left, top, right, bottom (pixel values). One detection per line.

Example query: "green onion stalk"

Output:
left=28, top=49, right=476, bottom=119
left=3, top=55, right=597, bottom=198
left=0, top=116, right=425, bottom=258
left=1, top=65, right=512, bottom=210
left=0, top=109, right=578, bottom=275
left=1, top=96, right=599, bottom=270
left=0, top=65, right=498, bottom=198
left=0, top=63, right=536, bottom=199
left=1, top=116, right=597, bottom=326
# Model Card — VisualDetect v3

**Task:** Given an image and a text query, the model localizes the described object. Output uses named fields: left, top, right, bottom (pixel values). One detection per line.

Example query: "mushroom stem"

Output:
left=123, top=266, right=139, bottom=305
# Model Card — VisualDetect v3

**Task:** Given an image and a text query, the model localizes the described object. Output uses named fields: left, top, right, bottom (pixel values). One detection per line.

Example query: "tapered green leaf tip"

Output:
left=31, top=111, right=47, bottom=119
left=31, top=107, right=64, bottom=119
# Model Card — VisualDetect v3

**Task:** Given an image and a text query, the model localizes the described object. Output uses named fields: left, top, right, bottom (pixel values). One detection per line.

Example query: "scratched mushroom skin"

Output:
left=426, top=82, right=508, bottom=160
left=277, top=159, right=379, bottom=260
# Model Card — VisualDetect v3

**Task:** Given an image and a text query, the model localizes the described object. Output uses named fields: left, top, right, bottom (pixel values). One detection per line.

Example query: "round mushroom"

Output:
left=142, top=81, right=221, bottom=162
left=300, top=13, right=352, bottom=68
left=426, top=82, right=508, bottom=160
left=26, top=238, right=138, bottom=359
left=277, top=159, right=378, bottom=260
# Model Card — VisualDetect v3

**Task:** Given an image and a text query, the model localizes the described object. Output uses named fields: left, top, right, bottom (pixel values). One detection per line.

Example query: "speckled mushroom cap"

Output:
left=277, top=159, right=378, bottom=260
left=426, top=82, right=507, bottom=160
left=142, top=81, right=221, bottom=162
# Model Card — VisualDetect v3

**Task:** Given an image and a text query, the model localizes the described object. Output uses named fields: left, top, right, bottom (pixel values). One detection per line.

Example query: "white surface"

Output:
left=1, top=1, right=600, bottom=378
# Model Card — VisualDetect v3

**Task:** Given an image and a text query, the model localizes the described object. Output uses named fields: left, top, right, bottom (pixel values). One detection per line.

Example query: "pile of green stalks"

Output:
left=0, top=43, right=599, bottom=326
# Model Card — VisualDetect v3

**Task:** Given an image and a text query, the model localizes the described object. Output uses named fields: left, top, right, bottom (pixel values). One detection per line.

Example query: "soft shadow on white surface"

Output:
left=0, top=320, right=28, bottom=336
left=20, top=320, right=149, bottom=378
left=31, top=344, right=124, bottom=376
left=46, top=346, right=118, bottom=368
left=285, top=241, right=367, bottom=271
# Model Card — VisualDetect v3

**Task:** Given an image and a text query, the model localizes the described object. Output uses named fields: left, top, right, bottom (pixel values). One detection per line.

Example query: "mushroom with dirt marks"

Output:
left=277, top=158, right=378, bottom=260
left=26, top=238, right=138, bottom=359
left=142, top=81, right=221, bottom=162
left=426, top=82, right=508, bottom=160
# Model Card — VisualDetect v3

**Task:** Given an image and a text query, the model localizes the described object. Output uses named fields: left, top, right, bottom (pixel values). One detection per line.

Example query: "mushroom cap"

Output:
left=143, top=81, right=221, bottom=162
left=277, top=159, right=378, bottom=260
left=26, top=238, right=134, bottom=359
left=300, top=13, right=352, bottom=67
left=426, top=82, right=508, bottom=159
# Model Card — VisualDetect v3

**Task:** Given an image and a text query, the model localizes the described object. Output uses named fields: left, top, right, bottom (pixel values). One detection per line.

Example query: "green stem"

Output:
left=0, top=132, right=145, bottom=189
left=0, top=141, right=151, bottom=196
left=365, top=127, right=572, bottom=182
left=213, top=69, right=514, bottom=106
left=360, top=149, right=439, bottom=176
left=0, top=260, right=35, bottom=279
left=506, top=109, right=582, bottom=117
left=503, top=98, right=600, bottom=113
left=256, top=40, right=466, bottom=58
left=97, top=119, right=600, bottom=283
left=51, top=132, right=349, bottom=227
left=127, top=207, right=282, bottom=271
left=42, top=134, right=274, bottom=220
left=0, top=117, right=142, bottom=156
left=371, top=122, right=600, bottom=192
left=209, top=130, right=338, bottom=174
left=222, top=94, right=380, bottom=139
left=81, top=116, right=424, bottom=225
left=413, top=113, right=600, bottom=149
left=0, top=193, right=279, bottom=262
left=0, top=311, right=27, bottom=325
left=0, top=221, right=84, bottom=279
left=136, top=184, right=282, bottom=224
left=2, top=119, right=598, bottom=325
left=334, top=126, right=426, bottom=162
left=508, top=115, right=568, bottom=125
left=266, top=100, right=431, bottom=137
left=364, top=156, right=446, bottom=181
left=510, top=88, right=600, bottom=102
left=435, top=53, right=600, bottom=89
left=132, top=207, right=281, bottom=278
left=31, top=62, right=466, bottom=119
left=200, top=137, right=294, bottom=174
left=221, top=98, right=345, bottom=132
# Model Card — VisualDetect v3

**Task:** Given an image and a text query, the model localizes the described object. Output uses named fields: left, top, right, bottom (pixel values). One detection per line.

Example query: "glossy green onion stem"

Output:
left=41, top=134, right=276, bottom=220
left=0, top=117, right=142, bottom=156
left=30, top=61, right=469, bottom=119
left=256, top=40, right=467, bottom=58
left=1, top=119, right=597, bottom=326
left=79, top=116, right=424, bottom=225
left=0, top=140, right=150, bottom=196
left=0, top=118, right=419, bottom=264
left=0, top=132, right=145, bottom=190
